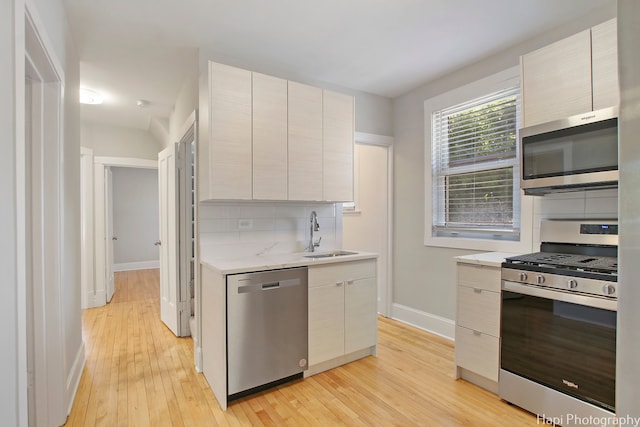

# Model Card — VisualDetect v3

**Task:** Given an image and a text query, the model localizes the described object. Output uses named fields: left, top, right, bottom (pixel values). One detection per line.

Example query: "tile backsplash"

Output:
left=532, top=188, right=617, bottom=247
left=199, top=201, right=343, bottom=259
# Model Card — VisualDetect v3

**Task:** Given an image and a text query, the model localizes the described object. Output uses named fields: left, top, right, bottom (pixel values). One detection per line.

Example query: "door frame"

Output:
left=19, top=1, right=68, bottom=424
left=88, top=157, right=157, bottom=308
left=353, top=132, right=394, bottom=317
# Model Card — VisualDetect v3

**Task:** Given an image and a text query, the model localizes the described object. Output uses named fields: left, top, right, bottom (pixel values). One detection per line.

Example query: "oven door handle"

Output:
left=502, top=280, right=617, bottom=311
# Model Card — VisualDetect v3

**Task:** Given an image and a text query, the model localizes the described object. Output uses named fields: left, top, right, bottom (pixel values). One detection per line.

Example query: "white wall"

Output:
left=112, top=167, right=160, bottom=270
left=168, top=53, right=199, bottom=148
left=1, top=1, right=20, bottom=423
left=81, top=121, right=163, bottom=160
left=391, top=5, right=617, bottom=335
left=199, top=201, right=342, bottom=259
left=2, top=0, right=82, bottom=424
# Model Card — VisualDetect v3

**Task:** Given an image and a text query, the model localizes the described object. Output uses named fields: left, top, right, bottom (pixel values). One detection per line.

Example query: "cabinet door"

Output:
left=522, top=30, right=592, bottom=127
left=252, top=72, right=288, bottom=200
left=592, top=18, right=619, bottom=111
left=208, top=63, right=252, bottom=199
left=345, top=276, right=377, bottom=354
left=323, top=90, right=354, bottom=202
left=308, top=283, right=345, bottom=365
left=288, top=81, right=323, bottom=201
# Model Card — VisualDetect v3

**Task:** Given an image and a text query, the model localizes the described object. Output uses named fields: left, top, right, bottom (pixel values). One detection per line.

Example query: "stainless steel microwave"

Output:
left=520, top=106, right=618, bottom=195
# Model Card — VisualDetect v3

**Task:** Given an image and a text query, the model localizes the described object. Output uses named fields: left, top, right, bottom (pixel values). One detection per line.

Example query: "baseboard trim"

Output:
left=114, top=260, right=160, bottom=272
left=66, top=343, right=86, bottom=415
left=84, top=290, right=106, bottom=309
left=390, top=303, right=455, bottom=341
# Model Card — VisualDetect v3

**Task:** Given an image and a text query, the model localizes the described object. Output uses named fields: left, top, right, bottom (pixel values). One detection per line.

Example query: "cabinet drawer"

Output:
left=455, top=326, right=499, bottom=382
left=457, top=263, right=500, bottom=292
left=457, top=286, right=500, bottom=336
left=309, top=259, right=376, bottom=287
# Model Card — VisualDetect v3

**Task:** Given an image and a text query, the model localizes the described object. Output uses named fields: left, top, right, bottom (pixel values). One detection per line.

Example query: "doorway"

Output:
left=84, top=157, right=157, bottom=308
left=24, top=7, right=67, bottom=426
left=343, top=133, right=394, bottom=317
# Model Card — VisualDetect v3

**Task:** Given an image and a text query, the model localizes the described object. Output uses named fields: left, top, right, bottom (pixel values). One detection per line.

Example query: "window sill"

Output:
left=424, top=234, right=531, bottom=253
left=343, top=209, right=362, bottom=216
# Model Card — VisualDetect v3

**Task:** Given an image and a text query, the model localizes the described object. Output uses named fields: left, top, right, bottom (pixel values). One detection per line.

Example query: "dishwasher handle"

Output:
left=237, top=278, right=302, bottom=294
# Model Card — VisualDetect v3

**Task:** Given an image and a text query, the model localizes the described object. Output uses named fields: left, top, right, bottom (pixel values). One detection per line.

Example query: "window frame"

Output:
left=424, top=66, right=533, bottom=252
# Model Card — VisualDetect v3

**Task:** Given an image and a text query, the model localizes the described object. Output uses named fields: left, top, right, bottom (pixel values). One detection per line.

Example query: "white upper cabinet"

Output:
left=199, top=61, right=354, bottom=202
left=205, top=62, right=252, bottom=200
left=288, top=81, right=324, bottom=201
left=252, top=72, right=288, bottom=200
left=521, top=19, right=619, bottom=127
left=592, top=18, right=619, bottom=111
left=521, top=30, right=592, bottom=127
left=323, top=90, right=354, bottom=202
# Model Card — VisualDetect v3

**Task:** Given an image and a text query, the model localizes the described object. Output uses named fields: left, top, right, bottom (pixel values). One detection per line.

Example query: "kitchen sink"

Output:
left=304, top=250, right=358, bottom=259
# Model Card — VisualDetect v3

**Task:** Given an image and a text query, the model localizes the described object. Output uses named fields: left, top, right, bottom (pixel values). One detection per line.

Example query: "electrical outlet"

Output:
left=238, top=219, right=253, bottom=230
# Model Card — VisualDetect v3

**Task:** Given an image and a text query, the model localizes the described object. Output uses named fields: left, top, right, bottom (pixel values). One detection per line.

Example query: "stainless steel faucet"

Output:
left=308, top=211, right=321, bottom=252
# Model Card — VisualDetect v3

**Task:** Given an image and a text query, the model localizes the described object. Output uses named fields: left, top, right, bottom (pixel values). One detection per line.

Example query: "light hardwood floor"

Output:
left=64, top=269, right=537, bottom=426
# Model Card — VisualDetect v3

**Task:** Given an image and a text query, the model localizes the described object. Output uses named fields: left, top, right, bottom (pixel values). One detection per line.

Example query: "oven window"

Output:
left=501, top=291, right=616, bottom=412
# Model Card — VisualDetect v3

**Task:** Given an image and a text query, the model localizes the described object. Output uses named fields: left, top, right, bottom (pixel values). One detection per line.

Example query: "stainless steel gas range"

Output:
left=500, top=220, right=617, bottom=426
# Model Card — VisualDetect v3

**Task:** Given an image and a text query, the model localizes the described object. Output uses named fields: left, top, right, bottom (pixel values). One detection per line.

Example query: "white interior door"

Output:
left=159, top=144, right=181, bottom=335
left=105, top=167, right=115, bottom=302
left=343, top=143, right=391, bottom=316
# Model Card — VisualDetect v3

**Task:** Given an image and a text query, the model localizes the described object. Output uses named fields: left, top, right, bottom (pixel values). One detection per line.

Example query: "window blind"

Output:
left=432, top=86, right=520, bottom=238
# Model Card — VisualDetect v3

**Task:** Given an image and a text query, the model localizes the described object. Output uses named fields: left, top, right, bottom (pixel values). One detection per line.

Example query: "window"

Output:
left=430, top=84, right=521, bottom=241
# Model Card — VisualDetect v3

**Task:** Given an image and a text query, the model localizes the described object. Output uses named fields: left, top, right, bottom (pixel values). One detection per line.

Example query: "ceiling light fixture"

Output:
left=80, top=88, right=104, bottom=105
left=136, top=99, right=150, bottom=108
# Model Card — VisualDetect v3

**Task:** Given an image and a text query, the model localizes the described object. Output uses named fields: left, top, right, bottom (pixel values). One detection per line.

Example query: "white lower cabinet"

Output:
left=308, top=259, right=377, bottom=373
left=454, top=261, right=501, bottom=391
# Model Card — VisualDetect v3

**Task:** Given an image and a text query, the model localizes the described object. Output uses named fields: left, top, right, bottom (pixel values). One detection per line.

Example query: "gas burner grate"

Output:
left=505, top=252, right=618, bottom=275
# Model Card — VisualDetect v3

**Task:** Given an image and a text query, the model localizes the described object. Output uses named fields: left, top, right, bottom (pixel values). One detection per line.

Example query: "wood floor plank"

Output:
left=64, top=268, right=538, bottom=427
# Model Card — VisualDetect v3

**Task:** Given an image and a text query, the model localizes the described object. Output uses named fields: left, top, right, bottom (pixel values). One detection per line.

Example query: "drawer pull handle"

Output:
left=346, top=280, right=354, bottom=285
left=336, top=281, right=344, bottom=287
left=473, top=330, right=482, bottom=337
left=473, top=288, right=482, bottom=294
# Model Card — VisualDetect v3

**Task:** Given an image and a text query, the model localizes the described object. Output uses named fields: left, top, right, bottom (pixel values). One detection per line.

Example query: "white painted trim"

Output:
left=355, top=131, right=394, bottom=147
left=22, top=2, right=68, bottom=424
left=65, top=343, right=85, bottom=416
left=390, top=303, right=455, bottom=341
left=179, top=110, right=197, bottom=141
left=94, top=156, right=157, bottom=169
left=114, top=261, right=160, bottom=272
left=93, top=157, right=160, bottom=308
left=80, top=148, right=94, bottom=309
left=84, top=290, right=107, bottom=310
left=14, top=2, right=28, bottom=425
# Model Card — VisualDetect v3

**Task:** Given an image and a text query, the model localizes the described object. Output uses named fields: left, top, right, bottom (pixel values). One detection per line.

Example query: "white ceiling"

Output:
left=63, top=0, right=615, bottom=131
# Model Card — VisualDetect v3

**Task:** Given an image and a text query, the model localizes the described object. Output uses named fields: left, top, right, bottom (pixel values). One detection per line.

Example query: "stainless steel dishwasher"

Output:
left=227, top=266, right=308, bottom=399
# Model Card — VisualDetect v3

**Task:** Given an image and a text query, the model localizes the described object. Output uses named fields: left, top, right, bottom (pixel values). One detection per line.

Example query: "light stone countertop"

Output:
left=201, top=249, right=378, bottom=275
left=454, top=251, right=523, bottom=268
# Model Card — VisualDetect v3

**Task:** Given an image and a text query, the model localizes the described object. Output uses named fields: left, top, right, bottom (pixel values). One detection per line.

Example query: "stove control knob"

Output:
left=567, top=279, right=578, bottom=289
left=519, top=272, right=528, bottom=282
left=602, top=284, right=616, bottom=296
left=535, top=275, right=545, bottom=285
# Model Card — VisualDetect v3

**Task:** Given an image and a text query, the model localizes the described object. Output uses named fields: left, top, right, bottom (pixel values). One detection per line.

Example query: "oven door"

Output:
left=501, top=281, right=617, bottom=412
